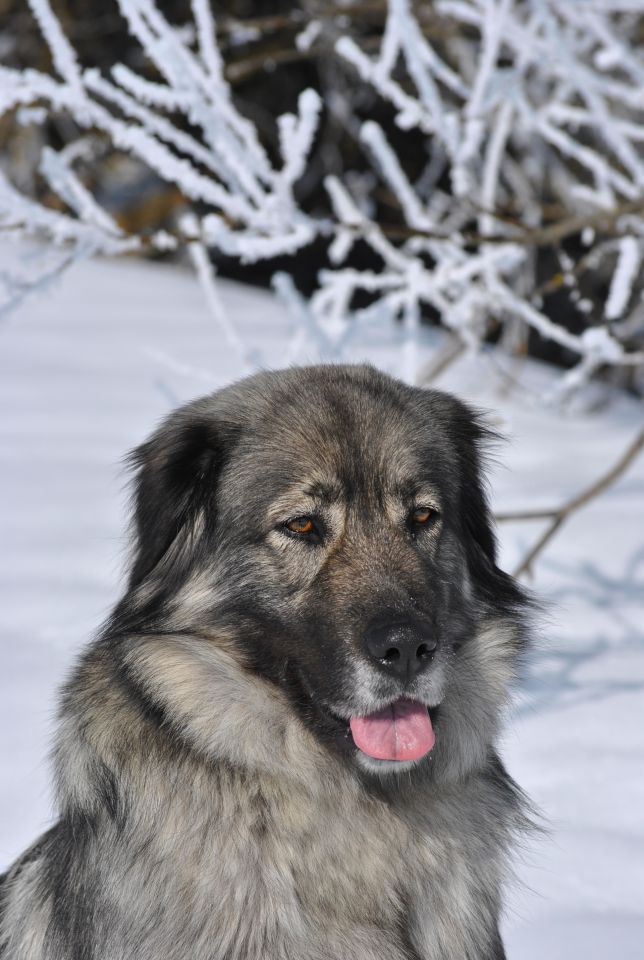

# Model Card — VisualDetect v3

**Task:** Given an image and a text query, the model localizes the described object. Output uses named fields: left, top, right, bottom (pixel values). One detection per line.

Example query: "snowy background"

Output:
left=1, top=250, right=643, bottom=958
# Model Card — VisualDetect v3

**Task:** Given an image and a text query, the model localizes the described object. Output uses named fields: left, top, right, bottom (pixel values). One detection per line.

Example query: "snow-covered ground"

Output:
left=1, top=253, right=643, bottom=958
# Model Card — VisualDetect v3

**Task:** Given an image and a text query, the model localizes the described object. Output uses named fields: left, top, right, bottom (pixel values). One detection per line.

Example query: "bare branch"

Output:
left=507, top=427, right=644, bottom=579
left=365, top=196, right=644, bottom=249
left=496, top=509, right=559, bottom=522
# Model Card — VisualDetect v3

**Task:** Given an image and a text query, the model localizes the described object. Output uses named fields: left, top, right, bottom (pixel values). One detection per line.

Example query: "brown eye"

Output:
left=282, top=515, right=323, bottom=545
left=282, top=515, right=326, bottom=546
left=411, top=507, right=438, bottom=526
left=286, top=517, right=315, bottom=535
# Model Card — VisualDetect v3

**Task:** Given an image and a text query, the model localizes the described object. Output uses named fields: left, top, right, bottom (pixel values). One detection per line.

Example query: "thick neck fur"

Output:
left=4, top=629, right=524, bottom=960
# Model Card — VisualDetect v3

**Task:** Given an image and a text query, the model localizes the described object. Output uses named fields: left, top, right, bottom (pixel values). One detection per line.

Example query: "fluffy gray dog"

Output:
left=0, top=365, right=532, bottom=960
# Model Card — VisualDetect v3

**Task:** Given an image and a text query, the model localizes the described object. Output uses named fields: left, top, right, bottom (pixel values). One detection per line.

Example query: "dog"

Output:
left=0, top=364, right=532, bottom=960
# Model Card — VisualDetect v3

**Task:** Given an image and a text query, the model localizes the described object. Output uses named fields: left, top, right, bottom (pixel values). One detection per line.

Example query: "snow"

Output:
left=1, top=251, right=643, bottom=957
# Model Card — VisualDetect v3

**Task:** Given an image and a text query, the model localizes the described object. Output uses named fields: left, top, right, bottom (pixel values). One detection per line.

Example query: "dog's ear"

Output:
left=127, top=408, right=227, bottom=589
left=418, top=389, right=500, bottom=570
left=435, top=393, right=528, bottom=609
left=445, top=396, right=499, bottom=568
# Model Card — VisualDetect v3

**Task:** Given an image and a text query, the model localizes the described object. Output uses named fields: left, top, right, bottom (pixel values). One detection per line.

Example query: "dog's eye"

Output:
left=410, top=507, right=439, bottom=527
left=287, top=517, right=314, bottom=534
left=283, top=516, right=322, bottom=542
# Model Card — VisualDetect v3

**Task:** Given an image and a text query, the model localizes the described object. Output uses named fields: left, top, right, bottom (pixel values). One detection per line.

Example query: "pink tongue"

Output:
left=349, top=700, right=435, bottom=762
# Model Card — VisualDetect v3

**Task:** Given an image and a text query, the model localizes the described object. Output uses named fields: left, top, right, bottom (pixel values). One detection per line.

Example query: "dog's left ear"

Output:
left=432, top=390, right=530, bottom=616
left=445, top=396, right=499, bottom=568
left=126, top=407, right=229, bottom=589
left=429, top=391, right=529, bottom=609
left=418, top=389, right=499, bottom=568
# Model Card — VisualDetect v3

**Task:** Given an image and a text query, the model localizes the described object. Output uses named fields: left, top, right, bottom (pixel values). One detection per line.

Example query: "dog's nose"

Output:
left=364, top=620, right=436, bottom=679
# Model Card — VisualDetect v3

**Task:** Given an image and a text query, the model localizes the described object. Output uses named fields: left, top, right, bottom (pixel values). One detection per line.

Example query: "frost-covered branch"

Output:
left=324, top=0, right=644, bottom=386
left=0, top=0, right=321, bottom=339
left=2, top=0, right=644, bottom=389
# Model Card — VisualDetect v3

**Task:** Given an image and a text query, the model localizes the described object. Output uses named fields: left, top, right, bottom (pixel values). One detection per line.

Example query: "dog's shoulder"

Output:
left=0, top=825, right=61, bottom=958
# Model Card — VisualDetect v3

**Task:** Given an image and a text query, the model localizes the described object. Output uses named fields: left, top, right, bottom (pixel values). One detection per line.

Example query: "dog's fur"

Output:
left=0, top=365, right=533, bottom=960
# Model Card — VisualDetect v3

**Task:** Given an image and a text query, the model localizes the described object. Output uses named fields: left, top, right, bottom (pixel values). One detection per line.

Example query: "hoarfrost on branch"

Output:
left=1, top=0, right=644, bottom=388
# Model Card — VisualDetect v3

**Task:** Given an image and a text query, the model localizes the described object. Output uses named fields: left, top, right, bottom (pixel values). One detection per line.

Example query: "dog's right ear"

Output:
left=126, top=409, right=228, bottom=590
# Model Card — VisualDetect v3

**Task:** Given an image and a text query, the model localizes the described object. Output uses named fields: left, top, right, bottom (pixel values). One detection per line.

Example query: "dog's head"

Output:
left=118, top=365, right=529, bottom=782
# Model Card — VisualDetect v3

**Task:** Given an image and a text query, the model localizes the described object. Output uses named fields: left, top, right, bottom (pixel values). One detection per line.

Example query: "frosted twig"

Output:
left=605, top=237, right=641, bottom=321
left=187, top=237, right=261, bottom=372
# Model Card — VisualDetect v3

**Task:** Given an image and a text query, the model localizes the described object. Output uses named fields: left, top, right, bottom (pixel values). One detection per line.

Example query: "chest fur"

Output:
left=95, top=770, right=505, bottom=960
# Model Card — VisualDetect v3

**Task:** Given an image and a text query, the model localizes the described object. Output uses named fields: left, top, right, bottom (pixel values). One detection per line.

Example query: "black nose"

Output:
left=364, top=620, right=436, bottom=679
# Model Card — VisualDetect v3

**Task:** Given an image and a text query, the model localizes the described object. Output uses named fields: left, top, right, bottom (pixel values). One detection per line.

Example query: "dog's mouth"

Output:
left=349, top=699, right=435, bottom=762
left=295, top=667, right=439, bottom=766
